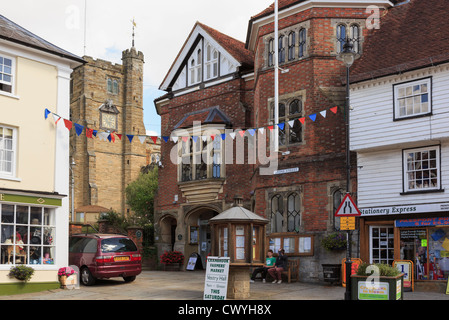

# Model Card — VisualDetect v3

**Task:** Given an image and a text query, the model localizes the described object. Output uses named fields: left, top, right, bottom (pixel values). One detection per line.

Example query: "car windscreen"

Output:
left=101, top=238, right=138, bottom=253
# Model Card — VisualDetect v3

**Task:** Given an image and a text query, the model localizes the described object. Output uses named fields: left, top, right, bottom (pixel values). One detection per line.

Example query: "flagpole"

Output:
left=274, top=0, right=279, bottom=152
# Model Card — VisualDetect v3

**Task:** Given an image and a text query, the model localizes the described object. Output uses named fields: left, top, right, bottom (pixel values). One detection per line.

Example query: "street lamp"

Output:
left=70, top=158, right=76, bottom=222
left=336, top=37, right=359, bottom=301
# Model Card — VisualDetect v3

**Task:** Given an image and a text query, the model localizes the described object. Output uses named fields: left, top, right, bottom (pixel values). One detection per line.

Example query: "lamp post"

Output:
left=69, top=158, right=76, bottom=222
left=336, top=38, right=359, bottom=300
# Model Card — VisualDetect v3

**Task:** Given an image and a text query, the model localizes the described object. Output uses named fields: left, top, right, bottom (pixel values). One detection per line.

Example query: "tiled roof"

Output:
left=174, top=106, right=232, bottom=129
left=350, top=0, right=449, bottom=83
left=251, top=0, right=306, bottom=20
left=0, top=14, right=84, bottom=63
left=159, top=21, right=253, bottom=90
left=196, top=22, right=254, bottom=68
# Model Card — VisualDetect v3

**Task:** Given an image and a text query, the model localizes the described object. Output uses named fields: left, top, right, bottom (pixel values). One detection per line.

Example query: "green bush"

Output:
left=356, top=262, right=401, bottom=277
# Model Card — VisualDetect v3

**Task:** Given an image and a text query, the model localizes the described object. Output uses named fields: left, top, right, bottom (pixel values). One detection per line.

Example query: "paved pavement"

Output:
left=1, top=270, right=448, bottom=300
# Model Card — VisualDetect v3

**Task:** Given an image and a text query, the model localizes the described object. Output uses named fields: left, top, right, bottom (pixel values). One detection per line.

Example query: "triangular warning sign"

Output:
left=335, top=194, right=361, bottom=217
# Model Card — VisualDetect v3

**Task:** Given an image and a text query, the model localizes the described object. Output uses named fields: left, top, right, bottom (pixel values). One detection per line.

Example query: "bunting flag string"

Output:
left=44, top=104, right=340, bottom=145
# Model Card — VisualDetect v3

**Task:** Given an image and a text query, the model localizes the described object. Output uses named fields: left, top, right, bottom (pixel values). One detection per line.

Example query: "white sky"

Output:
left=1, top=0, right=273, bottom=136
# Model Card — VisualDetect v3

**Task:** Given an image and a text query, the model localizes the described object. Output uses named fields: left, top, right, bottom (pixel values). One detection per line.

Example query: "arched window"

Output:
left=288, top=31, right=296, bottom=61
left=268, top=38, right=274, bottom=67
left=271, top=194, right=283, bottom=233
left=350, top=24, right=360, bottom=53
left=336, top=24, right=346, bottom=53
left=205, top=44, right=218, bottom=80
left=278, top=35, right=285, bottom=64
left=332, top=189, right=343, bottom=229
left=107, top=78, right=112, bottom=93
left=287, top=193, right=301, bottom=232
left=298, top=28, right=306, bottom=58
left=112, top=80, right=118, bottom=94
left=272, top=98, right=303, bottom=146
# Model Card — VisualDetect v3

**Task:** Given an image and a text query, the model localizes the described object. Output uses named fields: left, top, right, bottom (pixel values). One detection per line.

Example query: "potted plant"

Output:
left=351, top=262, right=404, bottom=300
left=160, top=251, right=184, bottom=271
left=9, top=265, right=35, bottom=282
left=58, top=267, right=77, bottom=288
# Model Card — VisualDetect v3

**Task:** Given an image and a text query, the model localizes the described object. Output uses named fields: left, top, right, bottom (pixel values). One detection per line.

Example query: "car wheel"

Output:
left=123, top=276, right=136, bottom=283
left=81, top=267, right=96, bottom=286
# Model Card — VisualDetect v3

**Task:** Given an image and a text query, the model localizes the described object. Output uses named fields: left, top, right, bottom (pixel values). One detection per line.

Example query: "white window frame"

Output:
left=0, top=204, right=56, bottom=268
left=205, top=44, right=218, bottom=81
left=0, top=125, right=17, bottom=179
left=369, top=225, right=395, bottom=265
left=178, top=135, right=224, bottom=182
left=394, top=77, right=432, bottom=120
left=403, top=145, right=440, bottom=193
left=0, top=53, right=16, bottom=96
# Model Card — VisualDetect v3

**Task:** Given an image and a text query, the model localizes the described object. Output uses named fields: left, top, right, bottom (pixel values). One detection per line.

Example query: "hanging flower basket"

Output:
left=321, top=232, right=348, bottom=251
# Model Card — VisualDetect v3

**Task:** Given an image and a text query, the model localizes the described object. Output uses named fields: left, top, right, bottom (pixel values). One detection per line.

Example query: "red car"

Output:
left=69, top=233, right=142, bottom=286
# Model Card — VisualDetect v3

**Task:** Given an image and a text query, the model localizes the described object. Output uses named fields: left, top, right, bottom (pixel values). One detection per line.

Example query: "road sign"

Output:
left=335, top=194, right=361, bottom=217
left=340, top=216, right=356, bottom=230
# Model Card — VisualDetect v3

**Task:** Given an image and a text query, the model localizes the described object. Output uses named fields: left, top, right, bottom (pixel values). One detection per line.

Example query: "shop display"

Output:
left=399, top=227, right=449, bottom=281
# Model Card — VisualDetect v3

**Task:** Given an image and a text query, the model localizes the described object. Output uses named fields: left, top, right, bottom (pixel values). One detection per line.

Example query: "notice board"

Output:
left=203, top=256, right=230, bottom=300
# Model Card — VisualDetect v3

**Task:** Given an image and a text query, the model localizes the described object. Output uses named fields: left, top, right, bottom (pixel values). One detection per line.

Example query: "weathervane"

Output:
left=131, top=18, right=136, bottom=47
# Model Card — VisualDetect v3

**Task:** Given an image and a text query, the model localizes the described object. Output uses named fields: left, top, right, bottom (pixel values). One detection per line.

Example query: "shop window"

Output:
left=370, top=226, right=394, bottom=265
left=400, top=227, right=449, bottom=281
left=1, top=204, right=55, bottom=265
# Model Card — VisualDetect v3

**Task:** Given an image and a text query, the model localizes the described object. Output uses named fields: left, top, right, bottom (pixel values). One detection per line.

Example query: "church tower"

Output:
left=69, top=46, right=147, bottom=223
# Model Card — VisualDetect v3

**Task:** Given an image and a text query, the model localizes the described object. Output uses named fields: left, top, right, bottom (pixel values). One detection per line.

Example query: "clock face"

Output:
left=101, top=112, right=117, bottom=129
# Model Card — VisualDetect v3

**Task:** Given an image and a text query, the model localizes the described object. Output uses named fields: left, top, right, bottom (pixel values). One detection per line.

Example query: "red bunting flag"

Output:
left=299, top=117, right=305, bottom=124
left=238, top=130, right=245, bottom=137
left=86, top=128, right=93, bottom=138
left=150, top=136, right=158, bottom=144
left=268, top=126, right=274, bottom=131
left=330, top=106, right=338, bottom=114
left=115, top=133, right=122, bottom=140
left=63, top=119, right=72, bottom=131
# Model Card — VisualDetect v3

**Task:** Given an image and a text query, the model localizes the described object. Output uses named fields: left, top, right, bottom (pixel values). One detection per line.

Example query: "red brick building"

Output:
left=154, top=1, right=394, bottom=279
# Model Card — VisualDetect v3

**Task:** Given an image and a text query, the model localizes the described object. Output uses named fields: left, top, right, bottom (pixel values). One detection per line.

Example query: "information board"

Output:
left=203, top=257, right=230, bottom=300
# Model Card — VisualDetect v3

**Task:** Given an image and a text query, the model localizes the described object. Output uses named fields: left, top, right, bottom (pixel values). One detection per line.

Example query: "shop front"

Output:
left=0, top=191, right=67, bottom=295
left=359, top=204, right=449, bottom=291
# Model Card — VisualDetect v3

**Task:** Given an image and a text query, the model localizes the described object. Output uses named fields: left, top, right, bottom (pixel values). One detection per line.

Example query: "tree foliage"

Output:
left=125, top=167, right=158, bottom=226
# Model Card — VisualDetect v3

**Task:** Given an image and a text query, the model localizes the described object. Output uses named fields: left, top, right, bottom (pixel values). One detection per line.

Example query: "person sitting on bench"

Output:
left=250, top=249, right=276, bottom=283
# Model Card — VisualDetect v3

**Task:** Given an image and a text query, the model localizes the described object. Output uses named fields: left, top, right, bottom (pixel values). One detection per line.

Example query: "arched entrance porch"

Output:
left=185, top=206, right=219, bottom=268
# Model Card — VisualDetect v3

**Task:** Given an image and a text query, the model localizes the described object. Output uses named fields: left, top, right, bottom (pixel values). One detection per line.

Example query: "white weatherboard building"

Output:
left=0, top=14, right=83, bottom=294
left=349, top=0, right=449, bottom=291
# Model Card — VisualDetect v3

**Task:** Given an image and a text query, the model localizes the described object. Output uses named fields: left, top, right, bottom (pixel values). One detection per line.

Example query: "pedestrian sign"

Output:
left=335, top=194, right=361, bottom=217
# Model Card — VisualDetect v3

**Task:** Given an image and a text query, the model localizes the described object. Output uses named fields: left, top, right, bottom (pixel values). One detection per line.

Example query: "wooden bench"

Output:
left=255, top=259, right=300, bottom=283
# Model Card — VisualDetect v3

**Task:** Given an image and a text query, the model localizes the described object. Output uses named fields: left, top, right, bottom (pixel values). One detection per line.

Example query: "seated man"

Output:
left=250, top=249, right=275, bottom=283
